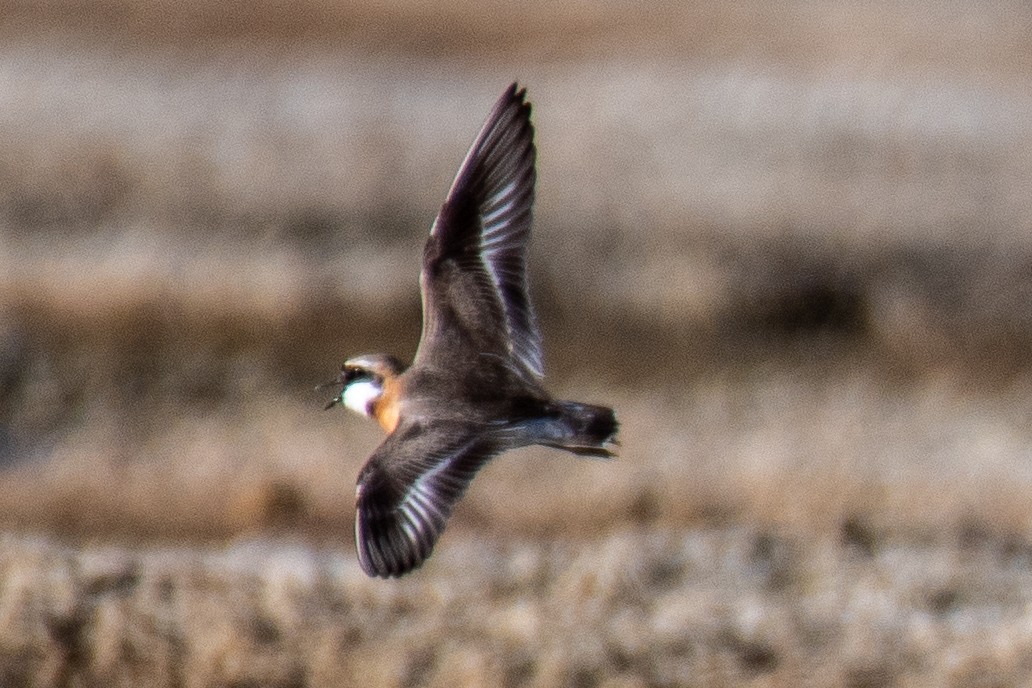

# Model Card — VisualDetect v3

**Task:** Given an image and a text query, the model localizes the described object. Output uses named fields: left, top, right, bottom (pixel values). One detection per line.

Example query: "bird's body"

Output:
left=325, top=84, right=618, bottom=578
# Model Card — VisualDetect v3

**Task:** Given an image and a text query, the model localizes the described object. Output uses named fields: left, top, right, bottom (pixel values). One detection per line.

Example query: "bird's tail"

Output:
left=542, top=401, right=619, bottom=458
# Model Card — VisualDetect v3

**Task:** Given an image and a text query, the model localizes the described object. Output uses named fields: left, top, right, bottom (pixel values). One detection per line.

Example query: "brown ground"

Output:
left=2, top=1, right=1032, bottom=686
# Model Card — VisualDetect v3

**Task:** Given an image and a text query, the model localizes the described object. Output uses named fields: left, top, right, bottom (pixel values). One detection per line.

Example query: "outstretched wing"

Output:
left=354, top=420, right=501, bottom=578
left=414, top=83, right=543, bottom=380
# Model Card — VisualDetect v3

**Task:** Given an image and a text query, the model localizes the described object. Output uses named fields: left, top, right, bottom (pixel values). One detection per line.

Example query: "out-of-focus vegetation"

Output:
left=2, top=1, right=1032, bottom=685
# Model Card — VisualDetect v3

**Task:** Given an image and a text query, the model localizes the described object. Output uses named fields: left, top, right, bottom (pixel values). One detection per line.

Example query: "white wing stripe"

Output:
left=481, top=192, right=518, bottom=226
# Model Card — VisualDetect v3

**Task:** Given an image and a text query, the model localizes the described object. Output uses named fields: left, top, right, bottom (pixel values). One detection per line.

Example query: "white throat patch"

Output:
left=342, top=380, right=382, bottom=417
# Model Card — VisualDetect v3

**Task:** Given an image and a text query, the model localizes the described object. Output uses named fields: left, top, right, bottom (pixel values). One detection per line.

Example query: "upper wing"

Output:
left=414, top=83, right=543, bottom=380
left=354, top=420, right=500, bottom=578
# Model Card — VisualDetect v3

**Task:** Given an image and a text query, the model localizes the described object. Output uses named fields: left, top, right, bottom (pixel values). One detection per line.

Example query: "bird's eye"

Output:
left=344, top=367, right=374, bottom=385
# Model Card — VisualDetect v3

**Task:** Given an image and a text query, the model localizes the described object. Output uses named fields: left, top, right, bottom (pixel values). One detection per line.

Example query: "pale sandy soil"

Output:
left=5, top=520, right=1032, bottom=688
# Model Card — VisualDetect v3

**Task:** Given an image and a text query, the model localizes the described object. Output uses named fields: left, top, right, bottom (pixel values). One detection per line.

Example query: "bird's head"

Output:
left=322, top=354, right=404, bottom=417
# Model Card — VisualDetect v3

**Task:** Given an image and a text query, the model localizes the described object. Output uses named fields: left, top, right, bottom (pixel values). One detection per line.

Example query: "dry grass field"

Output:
left=2, top=1, right=1032, bottom=686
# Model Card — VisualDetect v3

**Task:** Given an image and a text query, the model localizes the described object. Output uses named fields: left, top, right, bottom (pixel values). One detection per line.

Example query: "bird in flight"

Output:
left=324, top=83, right=618, bottom=578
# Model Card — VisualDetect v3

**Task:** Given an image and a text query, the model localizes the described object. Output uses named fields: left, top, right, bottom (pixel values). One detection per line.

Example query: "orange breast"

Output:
left=371, top=377, right=402, bottom=434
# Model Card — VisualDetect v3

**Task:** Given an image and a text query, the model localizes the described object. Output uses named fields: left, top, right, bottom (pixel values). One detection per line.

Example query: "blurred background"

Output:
left=2, top=1, right=1032, bottom=686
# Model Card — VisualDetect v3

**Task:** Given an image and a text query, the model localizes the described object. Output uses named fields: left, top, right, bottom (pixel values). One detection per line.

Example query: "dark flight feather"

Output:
left=355, top=421, right=499, bottom=577
left=415, top=84, right=543, bottom=381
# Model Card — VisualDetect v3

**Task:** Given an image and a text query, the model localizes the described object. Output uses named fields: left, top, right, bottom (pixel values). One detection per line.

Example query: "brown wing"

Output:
left=354, top=420, right=501, bottom=578
left=414, top=83, right=543, bottom=380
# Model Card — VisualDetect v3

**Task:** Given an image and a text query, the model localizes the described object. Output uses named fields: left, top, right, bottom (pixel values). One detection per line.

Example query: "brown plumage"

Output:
left=370, top=377, right=403, bottom=434
left=324, top=84, right=618, bottom=578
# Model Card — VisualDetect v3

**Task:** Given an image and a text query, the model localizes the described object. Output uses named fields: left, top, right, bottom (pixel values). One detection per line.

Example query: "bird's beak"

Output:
left=317, top=368, right=347, bottom=410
